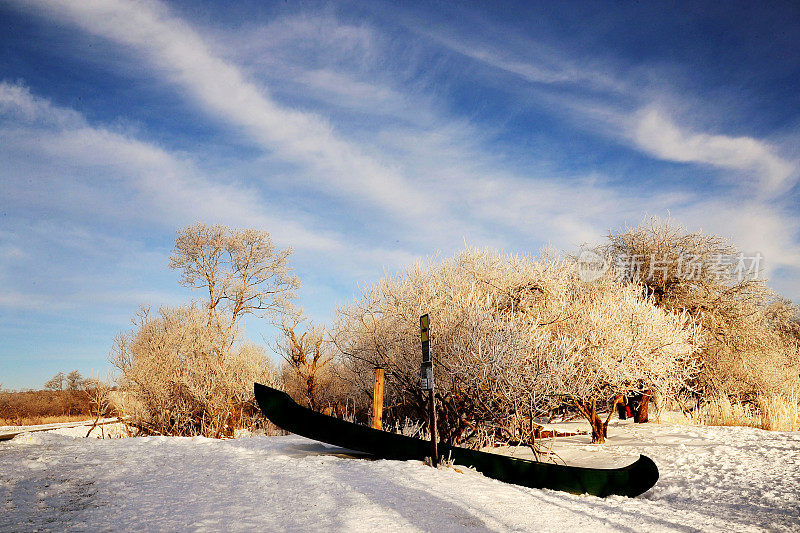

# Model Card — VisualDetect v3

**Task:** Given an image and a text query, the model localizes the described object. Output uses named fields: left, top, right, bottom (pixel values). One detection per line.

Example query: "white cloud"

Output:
left=0, top=81, right=341, bottom=252
left=426, top=32, right=625, bottom=94
left=409, top=19, right=799, bottom=201
left=0, top=82, right=445, bottom=322
left=674, top=200, right=800, bottom=276
left=0, top=287, right=182, bottom=312
left=18, top=0, right=430, bottom=218
left=5, top=6, right=800, bottom=302
left=0, top=81, right=82, bottom=126
left=227, top=12, right=380, bottom=73
left=293, top=69, right=414, bottom=117
left=632, top=107, right=797, bottom=196
left=0, top=290, right=71, bottom=311
left=0, top=245, right=27, bottom=261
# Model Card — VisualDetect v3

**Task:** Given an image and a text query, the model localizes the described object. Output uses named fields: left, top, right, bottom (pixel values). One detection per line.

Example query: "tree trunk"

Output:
left=634, top=390, right=651, bottom=423
left=589, top=408, right=606, bottom=444
left=573, top=396, right=626, bottom=444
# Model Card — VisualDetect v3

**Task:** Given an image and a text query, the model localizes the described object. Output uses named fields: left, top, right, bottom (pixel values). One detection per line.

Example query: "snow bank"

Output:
left=1, top=420, right=798, bottom=531
left=0, top=418, right=127, bottom=440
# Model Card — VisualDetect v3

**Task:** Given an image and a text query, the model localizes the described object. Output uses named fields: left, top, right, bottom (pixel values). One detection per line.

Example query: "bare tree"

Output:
left=44, top=371, right=66, bottom=391
left=169, top=223, right=300, bottom=346
left=83, top=376, right=115, bottom=438
left=277, top=317, right=343, bottom=412
left=65, top=370, right=84, bottom=391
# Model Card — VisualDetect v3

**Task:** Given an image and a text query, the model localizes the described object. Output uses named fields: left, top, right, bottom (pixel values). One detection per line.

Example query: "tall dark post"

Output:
left=419, top=314, right=438, bottom=466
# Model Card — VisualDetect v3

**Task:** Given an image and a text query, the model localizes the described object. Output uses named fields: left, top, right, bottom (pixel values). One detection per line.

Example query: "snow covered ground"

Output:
left=1, top=418, right=798, bottom=532
left=0, top=418, right=127, bottom=441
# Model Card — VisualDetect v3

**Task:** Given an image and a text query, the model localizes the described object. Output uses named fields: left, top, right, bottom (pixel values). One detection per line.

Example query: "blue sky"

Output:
left=1, top=0, right=799, bottom=389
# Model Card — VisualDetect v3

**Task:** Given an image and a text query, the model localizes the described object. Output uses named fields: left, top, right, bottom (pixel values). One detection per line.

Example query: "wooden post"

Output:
left=372, top=367, right=385, bottom=430
left=420, top=314, right=438, bottom=467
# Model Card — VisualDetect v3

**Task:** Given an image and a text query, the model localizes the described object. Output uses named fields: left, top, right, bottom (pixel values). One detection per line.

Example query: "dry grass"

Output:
left=696, top=394, right=762, bottom=428
left=0, top=414, right=91, bottom=427
left=695, top=391, right=800, bottom=431
left=758, top=391, right=800, bottom=431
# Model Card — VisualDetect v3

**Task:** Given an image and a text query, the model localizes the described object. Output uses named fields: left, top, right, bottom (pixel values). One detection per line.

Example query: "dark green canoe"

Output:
left=254, top=383, right=658, bottom=497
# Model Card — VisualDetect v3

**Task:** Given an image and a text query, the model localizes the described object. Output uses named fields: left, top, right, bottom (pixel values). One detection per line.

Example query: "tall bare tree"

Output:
left=277, top=318, right=341, bottom=412
left=44, top=371, right=66, bottom=391
left=169, top=223, right=300, bottom=348
left=111, top=223, right=298, bottom=437
left=65, top=370, right=84, bottom=391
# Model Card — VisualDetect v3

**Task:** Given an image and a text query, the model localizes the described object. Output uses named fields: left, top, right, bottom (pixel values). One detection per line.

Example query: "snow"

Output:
left=1, top=418, right=798, bottom=532
left=0, top=418, right=128, bottom=440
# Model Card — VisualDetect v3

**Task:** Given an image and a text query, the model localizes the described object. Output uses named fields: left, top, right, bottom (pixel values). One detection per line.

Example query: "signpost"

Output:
left=419, top=314, right=438, bottom=466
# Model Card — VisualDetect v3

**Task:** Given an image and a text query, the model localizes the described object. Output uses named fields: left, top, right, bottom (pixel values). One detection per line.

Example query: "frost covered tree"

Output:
left=111, top=304, right=279, bottom=437
left=111, top=223, right=297, bottom=437
left=334, top=248, right=702, bottom=445
left=65, top=370, right=85, bottom=391
left=534, top=280, right=701, bottom=442
left=44, top=370, right=85, bottom=391
left=603, top=217, right=799, bottom=399
left=169, top=223, right=300, bottom=346
left=765, top=298, right=800, bottom=350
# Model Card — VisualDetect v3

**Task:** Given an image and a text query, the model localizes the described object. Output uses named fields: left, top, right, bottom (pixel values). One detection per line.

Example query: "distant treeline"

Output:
left=0, top=389, right=92, bottom=425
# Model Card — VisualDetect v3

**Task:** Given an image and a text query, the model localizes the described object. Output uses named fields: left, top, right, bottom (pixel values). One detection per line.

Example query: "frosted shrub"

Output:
left=334, top=248, right=702, bottom=444
left=604, top=217, right=800, bottom=400
left=111, top=304, right=279, bottom=437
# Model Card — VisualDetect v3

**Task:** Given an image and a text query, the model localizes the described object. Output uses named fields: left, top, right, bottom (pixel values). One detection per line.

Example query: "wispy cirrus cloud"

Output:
left=631, top=107, right=798, bottom=196
left=235, top=12, right=800, bottom=275
left=374, top=16, right=800, bottom=279
left=410, top=16, right=799, bottom=200
left=6, top=3, right=799, bottom=282
left=0, top=80, right=437, bottom=323
left=0, top=81, right=340, bottom=251
left=422, top=30, right=626, bottom=95
left=15, top=0, right=430, bottom=219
